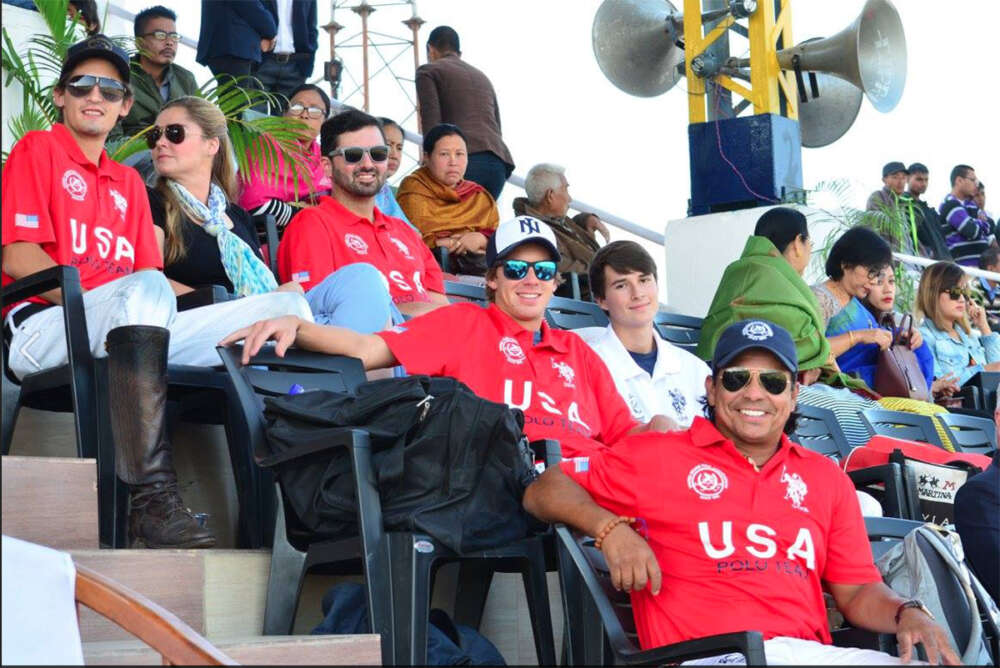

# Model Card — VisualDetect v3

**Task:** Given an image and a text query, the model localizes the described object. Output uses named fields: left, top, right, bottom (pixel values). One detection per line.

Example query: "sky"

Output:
left=98, top=0, right=999, bottom=281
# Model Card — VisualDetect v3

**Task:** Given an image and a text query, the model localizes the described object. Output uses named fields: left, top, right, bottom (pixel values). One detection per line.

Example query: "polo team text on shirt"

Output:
left=378, top=303, right=638, bottom=457
left=562, top=418, right=881, bottom=650
left=277, top=196, right=444, bottom=302
left=1, top=124, right=161, bottom=315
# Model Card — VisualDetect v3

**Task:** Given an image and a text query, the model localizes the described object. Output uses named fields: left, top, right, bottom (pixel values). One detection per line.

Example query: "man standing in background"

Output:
left=257, top=0, right=319, bottom=113
left=416, top=26, right=514, bottom=201
left=196, top=0, right=276, bottom=89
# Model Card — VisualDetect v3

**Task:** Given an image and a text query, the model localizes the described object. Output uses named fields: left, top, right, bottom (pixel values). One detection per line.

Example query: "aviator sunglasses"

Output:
left=329, top=145, right=390, bottom=163
left=720, top=367, right=790, bottom=395
left=943, top=286, right=972, bottom=301
left=145, top=124, right=201, bottom=149
left=500, top=260, right=557, bottom=281
left=65, top=74, right=127, bottom=103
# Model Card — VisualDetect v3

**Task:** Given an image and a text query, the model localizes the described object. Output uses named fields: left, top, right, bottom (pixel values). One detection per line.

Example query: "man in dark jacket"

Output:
left=111, top=6, right=198, bottom=140
left=416, top=26, right=514, bottom=201
left=256, top=0, right=318, bottom=112
left=903, top=162, right=953, bottom=261
left=196, top=0, right=277, bottom=87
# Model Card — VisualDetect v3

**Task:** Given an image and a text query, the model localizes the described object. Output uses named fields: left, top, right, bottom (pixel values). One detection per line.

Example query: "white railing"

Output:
left=894, top=252, right=1000, bottom=282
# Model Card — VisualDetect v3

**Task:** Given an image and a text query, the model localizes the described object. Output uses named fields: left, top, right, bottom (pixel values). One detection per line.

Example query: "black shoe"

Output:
left=129, top=482, right=216, bottom=549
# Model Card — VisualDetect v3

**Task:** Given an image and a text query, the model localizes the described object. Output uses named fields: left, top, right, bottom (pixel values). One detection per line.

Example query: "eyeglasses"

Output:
left=287, top=103, right=326, bottom=119
left=720, top=367, right=791, bottom=395
left=500, top=260, right=557, bottom=282
left=145, top=123, right=200, bottom=149
left=328, top=145, right=389, bottom=163
left=141, top=30, right=180, bottom=42
left=943, top=286, right=971, bottom=301
left=65, top=74, right=127, bottom=103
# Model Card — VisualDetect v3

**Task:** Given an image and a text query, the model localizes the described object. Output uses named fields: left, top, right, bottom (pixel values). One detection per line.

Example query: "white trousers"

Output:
left=6, top=271, right=313, bottom=379
left=683, top=636, right=927, bottom=665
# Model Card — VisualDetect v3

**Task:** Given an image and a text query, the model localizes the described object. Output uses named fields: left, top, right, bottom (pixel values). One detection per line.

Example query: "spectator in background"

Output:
left=939, top=164, right=994, bottom=266
left=257, top=0, right=318, bottom=113
left=416, top=26, right=514, bottom=200
left=975, top=182, right=995, bottom=232
left=903, top=162, right=953, bottom=261
left=111, top=6, right=198, bottom=140
left=573, top=211, right=611, bottom=245
left=866, top=161, right=917, bottom=255
left=513, top=164, right=601, bottom=299
left=68, top=0, right=100, bottom=35
left=196, top=0, right=276, bottom=89
left=239, top=84, right=332, bottom=229
left=917, top=261, right=1000, bottom=386
left=396, top=123, right=499, bottom=276
left=278, top=109, right=448, bottom=325
left=575, top=241, right=710, bottom=428
left=374, top=117, right=412, bottom=226
left=976, top=247, right=1000, bottom=331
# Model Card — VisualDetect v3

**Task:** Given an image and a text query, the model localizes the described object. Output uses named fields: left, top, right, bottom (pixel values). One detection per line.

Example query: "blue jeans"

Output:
left=305, top=263, right=402, bottom=331
left=464, top=151, right=511, bottom=201
left=254, top=55, right=309, bottom=114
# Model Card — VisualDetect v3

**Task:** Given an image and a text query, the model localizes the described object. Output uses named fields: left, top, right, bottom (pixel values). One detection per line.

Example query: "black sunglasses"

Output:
left=720, top=367, right=790, bottom=395
left=501, top=260, right=557, bottom=282
left=65, top=74, right=127, bottom=103
left=329, top=145, right=389, bottom=163
left=145, top=124, right=195, bottom=149
left=943, top=286, right=971, bottom=301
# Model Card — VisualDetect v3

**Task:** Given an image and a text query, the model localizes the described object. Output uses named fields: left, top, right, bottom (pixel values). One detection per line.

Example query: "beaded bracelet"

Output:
left=593, top=516, right=636, bottom=550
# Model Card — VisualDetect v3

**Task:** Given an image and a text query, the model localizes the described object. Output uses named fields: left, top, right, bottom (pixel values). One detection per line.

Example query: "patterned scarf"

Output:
left=168, top=180, right=278, bottom=297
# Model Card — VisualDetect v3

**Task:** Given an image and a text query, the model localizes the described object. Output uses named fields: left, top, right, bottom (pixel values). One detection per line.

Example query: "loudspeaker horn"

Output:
left=592, top=0, right=685, bottom=97
left=793, top=38, right=864, bottom=148
left=775, top=0, right=906, bottom=113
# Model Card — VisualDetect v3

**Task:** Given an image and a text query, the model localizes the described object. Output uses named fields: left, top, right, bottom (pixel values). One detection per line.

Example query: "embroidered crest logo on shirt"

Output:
left=344, top=233, right=369, bottom=255
left=388, top=236, right=413, bottom=259
left=626, top=393, right=644, bottom=419
left=741, top=320, right=774, bottom=341
left=14, top=213, right=39, bottom=229
left=669, top=388, right=687, bottom=419
left=780, top=465, right=810, bottom=513
left=687, top=463, right=728, bottom=500
left=109, top=188, right=128, bottom=221
left=551, top=358, right=576, bottom=388
left=61, top=169, right=87, bottom=201
left=498, top=336, right=526, bottom=365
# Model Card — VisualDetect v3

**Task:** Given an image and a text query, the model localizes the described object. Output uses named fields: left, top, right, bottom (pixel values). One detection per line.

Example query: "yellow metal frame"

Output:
left=684, top=0, right=797, bottom=124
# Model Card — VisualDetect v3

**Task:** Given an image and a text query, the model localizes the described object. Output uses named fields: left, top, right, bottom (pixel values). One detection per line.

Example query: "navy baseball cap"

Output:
left=907, top=162, right=928, bottom=175
left=882, top=161, right=908, bottom=178
left=711, top=320, right=798, bottom=376
left=486, top=216, right=561, bottom=267
left=60, top=35, right=131, bottom=84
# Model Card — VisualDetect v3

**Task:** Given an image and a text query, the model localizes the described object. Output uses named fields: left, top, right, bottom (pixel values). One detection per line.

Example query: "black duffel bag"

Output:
left=261, top=375, right=539, bottom=554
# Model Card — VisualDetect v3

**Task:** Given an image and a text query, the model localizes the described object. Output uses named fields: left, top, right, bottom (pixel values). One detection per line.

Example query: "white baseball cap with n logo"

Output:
left=485, top=216, right=562, bottom=266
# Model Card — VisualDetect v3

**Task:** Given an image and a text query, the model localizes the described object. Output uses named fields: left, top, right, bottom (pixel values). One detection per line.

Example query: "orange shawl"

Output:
left=396, top=166, right=500, bottom=248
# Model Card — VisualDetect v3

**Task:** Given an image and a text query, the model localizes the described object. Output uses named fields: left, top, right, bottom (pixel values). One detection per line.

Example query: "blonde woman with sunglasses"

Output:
left=917, top=261, right=1000, bottom=386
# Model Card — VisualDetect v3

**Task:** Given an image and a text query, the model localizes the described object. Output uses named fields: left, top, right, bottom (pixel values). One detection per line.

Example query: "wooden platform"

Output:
left=82, top=635, right=380, bottom=665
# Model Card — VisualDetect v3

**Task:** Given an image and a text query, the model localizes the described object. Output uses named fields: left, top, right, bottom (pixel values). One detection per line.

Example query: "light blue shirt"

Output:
left=918, top=319, right=1000, bottom=385
left=375, top=183, right=416, bottom=232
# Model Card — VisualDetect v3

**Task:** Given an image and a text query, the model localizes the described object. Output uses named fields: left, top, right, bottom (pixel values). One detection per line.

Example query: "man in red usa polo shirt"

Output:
left=277, top=108, right=449, bottom=326
left=226, top=216, right=675, bottom=456
left=524, top=320, right=960, bottom=665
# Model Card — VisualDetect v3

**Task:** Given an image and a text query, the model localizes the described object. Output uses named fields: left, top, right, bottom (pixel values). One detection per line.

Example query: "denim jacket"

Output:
left=918, top=320, right=1000, bottom=385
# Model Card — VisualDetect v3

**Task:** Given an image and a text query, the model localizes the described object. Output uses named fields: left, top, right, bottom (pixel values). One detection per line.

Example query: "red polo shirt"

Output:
left=2, top=124, right=161, bottom=316
left=277, top=196, right=444, bottom=303
left=562, top=417, right=881, bottom=649
left=378, top=303, right=638, bottom=457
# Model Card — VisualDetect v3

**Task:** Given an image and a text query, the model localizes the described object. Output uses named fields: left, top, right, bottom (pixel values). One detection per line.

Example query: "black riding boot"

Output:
left=106, top=325, right=215, bottom=548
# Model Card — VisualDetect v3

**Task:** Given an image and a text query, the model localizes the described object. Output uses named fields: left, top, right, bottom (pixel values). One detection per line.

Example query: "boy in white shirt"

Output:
left=576, top=241, right=710, bottom=429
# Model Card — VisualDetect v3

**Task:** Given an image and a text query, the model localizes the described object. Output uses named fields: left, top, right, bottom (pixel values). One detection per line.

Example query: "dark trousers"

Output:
left=255, top=54, right=310, bottom=114
left=465, top=151, right=511, bottom=201
left=205, top=56, right=260, bottom=91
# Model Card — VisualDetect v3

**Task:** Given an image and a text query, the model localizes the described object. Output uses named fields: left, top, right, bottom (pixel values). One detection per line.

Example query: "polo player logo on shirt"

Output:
left=388, top=236, right=413, bottom=259
left=499, top=336, right=526, bottom=365
left=780, top=466, right=810, bottom=513
left=550, top=358, right=576, bottom=388
left=626, top=393, right=644, bottom=419
left=109, top=188, right=127, bottom=222
left=742, top=321, right=773, bottom=341
left=344, top=233, right=369, bottom=255
left=61, top=169, right=87, bottom=202
left=687, top=464, right=728, bottom=500
left=669, top=389, right=687, bottom=419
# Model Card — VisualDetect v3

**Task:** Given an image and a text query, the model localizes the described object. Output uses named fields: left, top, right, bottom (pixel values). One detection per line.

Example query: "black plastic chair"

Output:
left=555, top=525, right=766, bottom=665
left=544, top=295, right=609, bottom=330
left=861, top=409, right=946, bottom=449
left=652, top=311, right=703, bottom=353
left=935, top=412, right=997, bottom=455
left=962, top=371, right=1000, bottom=413
left=250, top=214, right=280, bottom=280
left=218, top=345, right=557, bottom=666
left=443, top=280, right=487, bottom=306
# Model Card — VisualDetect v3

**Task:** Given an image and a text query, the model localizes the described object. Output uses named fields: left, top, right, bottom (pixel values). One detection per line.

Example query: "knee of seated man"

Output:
left=118, top=271, right=176, bottom=327
left=331, top=263, right=390, bottom=293
left=264, top=290, right=314, bottom=321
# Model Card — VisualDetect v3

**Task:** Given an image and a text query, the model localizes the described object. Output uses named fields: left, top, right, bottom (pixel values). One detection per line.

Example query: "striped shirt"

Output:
left=939, top=194, right=995, bottom=266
